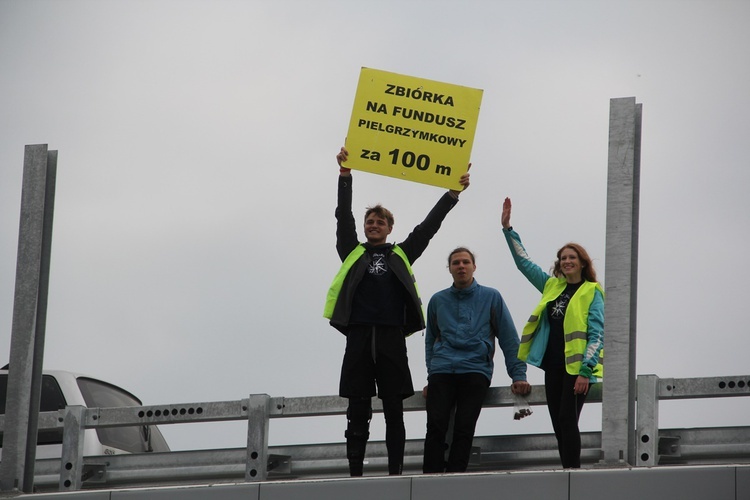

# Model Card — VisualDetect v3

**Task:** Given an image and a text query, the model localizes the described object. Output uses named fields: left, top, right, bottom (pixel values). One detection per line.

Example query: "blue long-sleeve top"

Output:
left=425, top=279, right=527, bottom=383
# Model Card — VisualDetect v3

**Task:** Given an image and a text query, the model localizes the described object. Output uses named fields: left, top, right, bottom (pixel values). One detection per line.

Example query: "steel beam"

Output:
left=0, top=144, right=57, bottom=493
left=601, top=98, right=642, bottom=465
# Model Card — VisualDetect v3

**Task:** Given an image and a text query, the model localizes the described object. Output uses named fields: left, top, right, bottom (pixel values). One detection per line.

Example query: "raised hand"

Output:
left=449, top=163, right=471, bottom=197
left=336, top=146, right=351, bottom=176
left=501, top=197, right=512, bottom=229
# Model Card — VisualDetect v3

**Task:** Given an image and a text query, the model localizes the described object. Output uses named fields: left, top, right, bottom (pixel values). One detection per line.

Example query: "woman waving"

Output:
left=501, top=197, right=604, bottom=469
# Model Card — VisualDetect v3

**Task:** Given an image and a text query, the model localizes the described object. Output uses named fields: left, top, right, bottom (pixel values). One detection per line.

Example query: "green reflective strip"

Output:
left=565, top=331, right=588, bottom=342
left=323, top=245, right=366, bottom=318
left=527, top=315, right=538, bottom=322
left=520, top=334, right=534, bottom=344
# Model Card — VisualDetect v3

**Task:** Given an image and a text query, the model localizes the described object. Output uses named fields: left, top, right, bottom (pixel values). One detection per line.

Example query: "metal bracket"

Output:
left=658, top=436, right=681, bottom=457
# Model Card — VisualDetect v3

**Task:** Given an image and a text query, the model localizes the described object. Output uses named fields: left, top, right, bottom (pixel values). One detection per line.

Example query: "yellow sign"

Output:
left=343, top=68, right=483, bottom=190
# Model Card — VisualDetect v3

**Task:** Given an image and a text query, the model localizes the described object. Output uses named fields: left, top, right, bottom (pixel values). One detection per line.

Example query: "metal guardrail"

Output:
left=1, top=374, right=749, bottom=493
left=636, top=374, right=750, bottom=466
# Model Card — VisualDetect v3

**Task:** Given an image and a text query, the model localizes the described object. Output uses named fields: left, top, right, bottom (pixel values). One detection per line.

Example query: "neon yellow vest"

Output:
left=323, top=244, right=420, bottom=321
left=518, top=278, right=604, bottom=377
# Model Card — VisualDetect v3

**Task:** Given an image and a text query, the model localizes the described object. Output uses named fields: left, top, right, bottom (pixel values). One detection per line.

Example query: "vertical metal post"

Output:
left=25, top=149, right=57, bottom=490
left=601, top=98, right=642, bottom=466
left=58, top=406, right=86, bottom=491
left=0, top=145, right=58, bottom=493
left=246, top=394, right=271, bottom=482
left=636, top=375, right=659, bottom=466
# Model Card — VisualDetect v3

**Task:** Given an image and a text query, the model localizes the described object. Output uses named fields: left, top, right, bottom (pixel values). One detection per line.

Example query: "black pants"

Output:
left=339, top=325, right=414, bottom=399
left=346, top=396, right=405, bottom=475
left=341, top=325, right=413, bottom=476
left=544, top=367, right=587, bottom=468
left=423, top=373, right=490, bottom=473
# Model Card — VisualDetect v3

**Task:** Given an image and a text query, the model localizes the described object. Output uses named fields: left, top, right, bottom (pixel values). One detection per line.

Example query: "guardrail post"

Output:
left=636, top=375, right=659, bottom=466
left=245, top=394, right=271, bottom=482
left=59, top=406, right=86, bottom=491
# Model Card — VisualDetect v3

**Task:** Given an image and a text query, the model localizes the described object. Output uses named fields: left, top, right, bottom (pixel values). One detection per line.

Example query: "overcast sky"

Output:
left=2, top=0, right=749, bottom=452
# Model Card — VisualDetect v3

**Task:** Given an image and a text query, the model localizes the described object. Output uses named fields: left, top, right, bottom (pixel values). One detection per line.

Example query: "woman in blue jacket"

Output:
left=501, top=197, right=604, bottom=469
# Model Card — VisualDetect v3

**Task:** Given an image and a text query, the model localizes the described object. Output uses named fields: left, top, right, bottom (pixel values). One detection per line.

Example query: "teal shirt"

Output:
left=425, top=279, right=527, bottom=383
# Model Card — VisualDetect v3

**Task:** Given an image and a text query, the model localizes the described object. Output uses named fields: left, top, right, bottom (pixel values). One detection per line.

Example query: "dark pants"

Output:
left=340, top=325, right=414, bottom=476
left=545, top=367, right=587, bottom=468
left=339, top=325, right=414, bottom=399
left=423, top=373, right=490, bottom=473
left=346, top=396, right=405, bottom=476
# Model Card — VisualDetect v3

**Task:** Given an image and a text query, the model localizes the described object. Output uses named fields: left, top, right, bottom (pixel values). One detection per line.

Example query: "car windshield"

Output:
left=1, top=373, right=169, bottom=453
left=77, top=377, right=169, bottom=453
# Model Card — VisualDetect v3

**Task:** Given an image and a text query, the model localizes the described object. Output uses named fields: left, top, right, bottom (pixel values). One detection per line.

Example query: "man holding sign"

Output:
left=324, top=146, right=470, bottom=476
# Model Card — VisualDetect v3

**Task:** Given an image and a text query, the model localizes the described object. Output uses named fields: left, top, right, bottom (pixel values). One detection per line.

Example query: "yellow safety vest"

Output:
left=323, top=244, right=420, bottom=322
left=518, top=278, right=604, bottom=377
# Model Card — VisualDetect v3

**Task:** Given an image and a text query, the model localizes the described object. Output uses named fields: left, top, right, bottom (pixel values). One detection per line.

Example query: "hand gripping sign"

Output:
left=343, top=68, right=483, bottom=190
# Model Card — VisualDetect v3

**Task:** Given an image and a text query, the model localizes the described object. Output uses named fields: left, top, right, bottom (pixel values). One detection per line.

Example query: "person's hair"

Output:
left=364, top=204, right=394, bottom=228
left=447, top=247, right=476, bottom=265
left=552, top=243, right=598, bottom=282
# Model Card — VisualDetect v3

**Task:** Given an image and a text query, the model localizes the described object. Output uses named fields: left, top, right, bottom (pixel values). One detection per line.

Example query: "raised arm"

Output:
left=335, top=146, right=358, bottom=260
left=396, top=163, right=470, bottom=262
left=501, top=197, right=550, bottom=292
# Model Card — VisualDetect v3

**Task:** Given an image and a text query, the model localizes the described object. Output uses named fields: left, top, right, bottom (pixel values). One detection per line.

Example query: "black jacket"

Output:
left=329, top=174, right=459, bottom=335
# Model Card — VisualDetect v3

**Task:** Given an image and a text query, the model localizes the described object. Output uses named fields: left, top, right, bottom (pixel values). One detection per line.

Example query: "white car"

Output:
left=0, top=368, right=169, bottom=458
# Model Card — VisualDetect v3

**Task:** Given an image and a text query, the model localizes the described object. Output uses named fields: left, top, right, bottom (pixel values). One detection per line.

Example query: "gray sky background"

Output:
left=2, top=0, right=749, bottom=451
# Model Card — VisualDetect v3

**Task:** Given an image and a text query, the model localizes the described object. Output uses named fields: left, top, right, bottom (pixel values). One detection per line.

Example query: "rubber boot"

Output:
left=345, top=428, right=369, bottom=476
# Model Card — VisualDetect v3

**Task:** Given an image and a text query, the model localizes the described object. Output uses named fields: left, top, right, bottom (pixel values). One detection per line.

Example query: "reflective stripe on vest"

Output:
left=518, top=278, right=603, bottom=377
